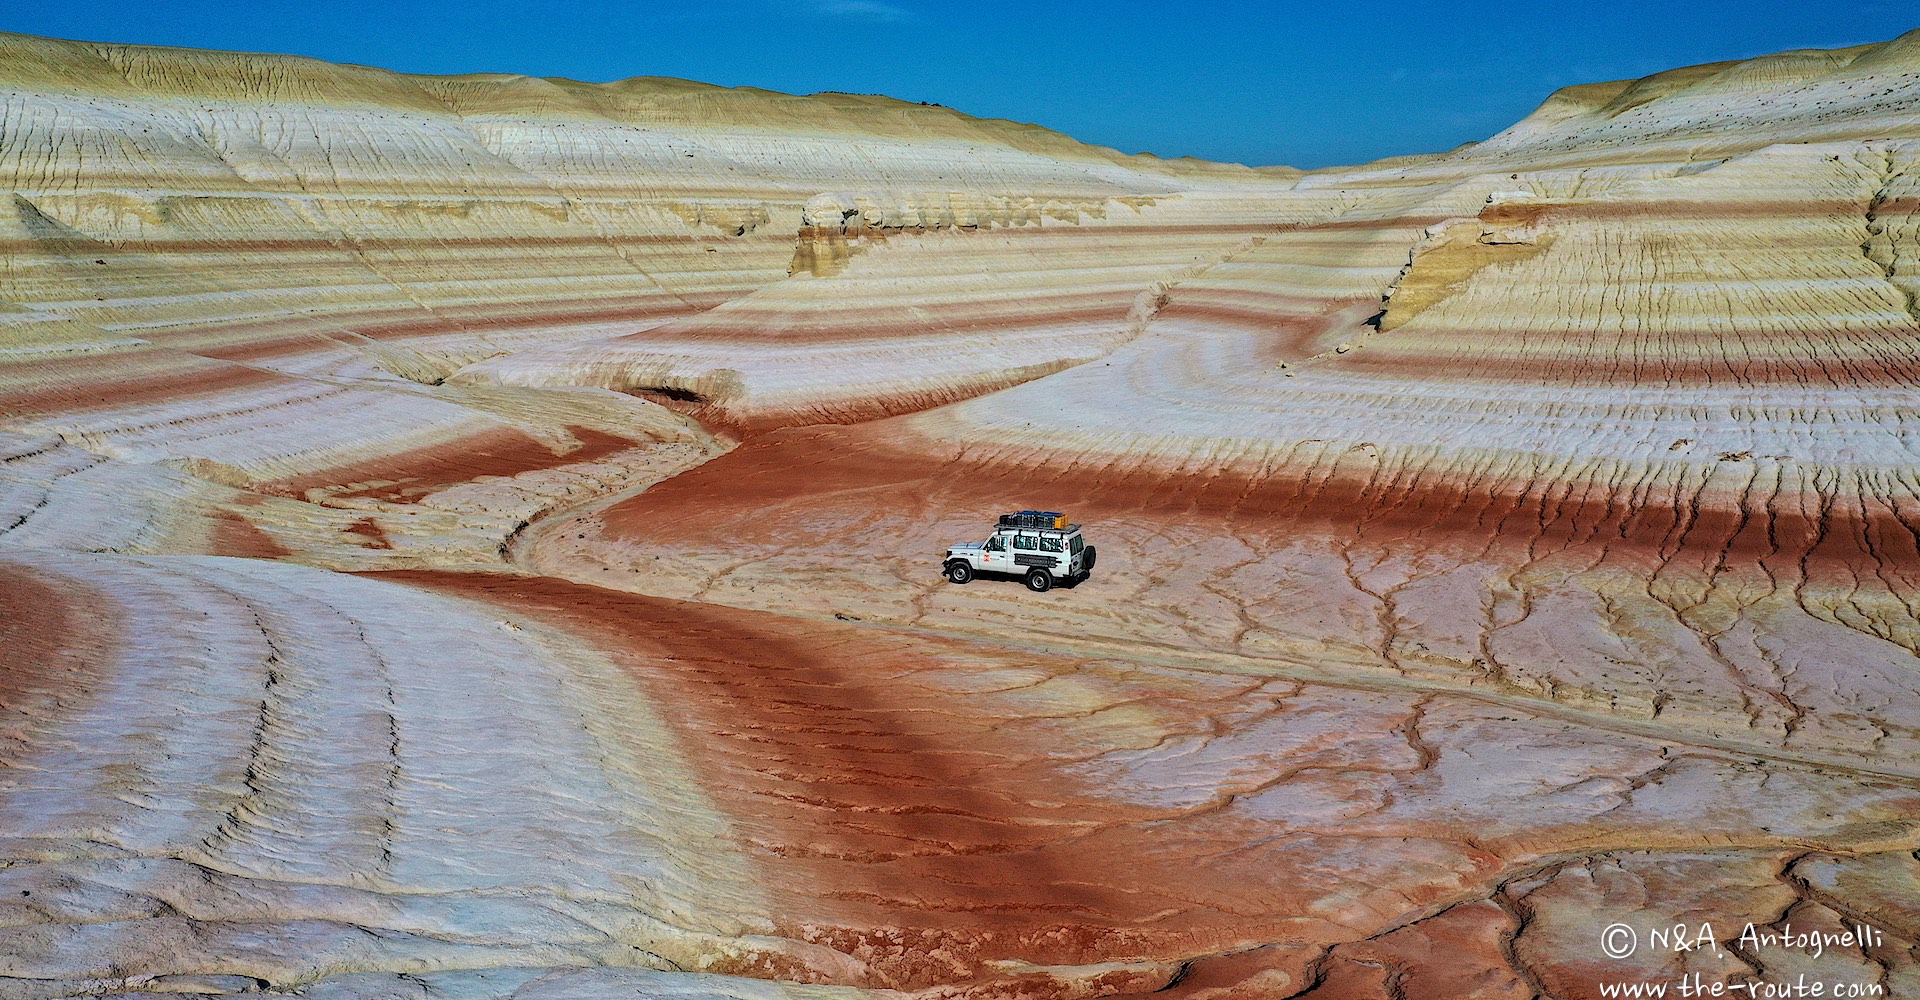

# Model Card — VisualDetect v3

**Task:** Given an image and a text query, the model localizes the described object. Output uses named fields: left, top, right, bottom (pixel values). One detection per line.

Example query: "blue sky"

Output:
left=3, top=1, right=1914, bottom=168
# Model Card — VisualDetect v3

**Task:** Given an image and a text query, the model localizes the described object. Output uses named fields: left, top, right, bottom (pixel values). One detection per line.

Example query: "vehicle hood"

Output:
left=947, top=542, right=985, bottom=551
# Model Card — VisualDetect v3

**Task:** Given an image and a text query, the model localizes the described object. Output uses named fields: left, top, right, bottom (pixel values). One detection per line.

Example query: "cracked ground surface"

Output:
left=4, top=27, right=1920, bottom=1000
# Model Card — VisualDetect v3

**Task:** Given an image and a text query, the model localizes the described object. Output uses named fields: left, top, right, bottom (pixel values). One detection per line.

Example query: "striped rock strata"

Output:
left=3, top=27, right=1920, bottom=1000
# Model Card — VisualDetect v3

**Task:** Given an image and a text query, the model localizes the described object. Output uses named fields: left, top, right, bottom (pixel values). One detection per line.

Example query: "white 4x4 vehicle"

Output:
left=943, top=511, right=1095, bottom=592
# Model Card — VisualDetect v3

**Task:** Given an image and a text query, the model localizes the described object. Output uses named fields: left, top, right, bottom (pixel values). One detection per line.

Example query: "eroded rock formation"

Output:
left=3, top=27, right=1919, bottom=1000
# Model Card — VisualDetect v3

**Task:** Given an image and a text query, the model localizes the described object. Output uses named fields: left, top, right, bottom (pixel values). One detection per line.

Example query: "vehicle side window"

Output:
left=1014, top=534, right=1037, bottom=550
left=986, top=536, right=1005, bottom=552
left=1039, top=536, right=1061, bottom=552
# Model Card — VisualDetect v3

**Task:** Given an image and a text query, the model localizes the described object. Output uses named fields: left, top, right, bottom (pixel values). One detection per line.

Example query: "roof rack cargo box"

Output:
left=999, top=510, right=1069, bottom=530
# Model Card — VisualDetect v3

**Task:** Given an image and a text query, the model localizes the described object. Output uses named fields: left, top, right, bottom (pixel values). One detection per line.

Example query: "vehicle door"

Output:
left=982, top=532, right=1013, bottom=574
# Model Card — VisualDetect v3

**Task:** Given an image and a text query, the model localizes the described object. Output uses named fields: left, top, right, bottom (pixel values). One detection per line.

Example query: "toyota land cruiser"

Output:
left=943, top=510, right=1095, bottom=592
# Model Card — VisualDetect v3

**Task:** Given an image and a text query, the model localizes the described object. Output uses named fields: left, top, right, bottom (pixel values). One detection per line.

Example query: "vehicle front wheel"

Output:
left=945, top=561, right=974, bottom=584
left=1025, top=568, right=1053, bottom=593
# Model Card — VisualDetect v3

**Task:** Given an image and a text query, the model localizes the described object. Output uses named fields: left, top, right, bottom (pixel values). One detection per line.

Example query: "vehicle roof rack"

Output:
left=998, top=510, right=1070, bottom=530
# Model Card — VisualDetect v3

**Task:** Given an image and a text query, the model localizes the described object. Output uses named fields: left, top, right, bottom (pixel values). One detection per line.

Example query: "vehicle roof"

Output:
left=994, top=524, right=1082, bottom=534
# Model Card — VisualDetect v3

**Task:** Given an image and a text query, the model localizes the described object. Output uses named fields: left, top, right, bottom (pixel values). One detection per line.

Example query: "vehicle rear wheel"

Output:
left=1025, top=568, right=1053, bottom=592
left=946, top=561, right=973, bottom=584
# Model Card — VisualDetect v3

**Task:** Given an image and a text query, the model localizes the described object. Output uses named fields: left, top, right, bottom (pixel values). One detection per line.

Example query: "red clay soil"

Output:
left=0, top=561, right=112, bottom=725
left=264, top=425, right=641, bottom=502
left=372, top=570, right=1377, bottom=993
left=1274, top=899, right=1531, bottom=1000
left=0, top=354, right=285, bottom=417
left=684, top=366, right=1084, bottom=439
left=207, top=510, right=295, bottom=559
left=595, top=421, right=1916, bottom=581
left=342, top=517, right=394, bottom=549
left=185, top=292, right=742, bottom=363
left=628, top=293, right=1135, bottom=346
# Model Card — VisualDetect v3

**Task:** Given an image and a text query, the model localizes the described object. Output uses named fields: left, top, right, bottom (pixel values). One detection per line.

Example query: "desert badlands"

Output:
left=2, top=23, right=1920, bottom=999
